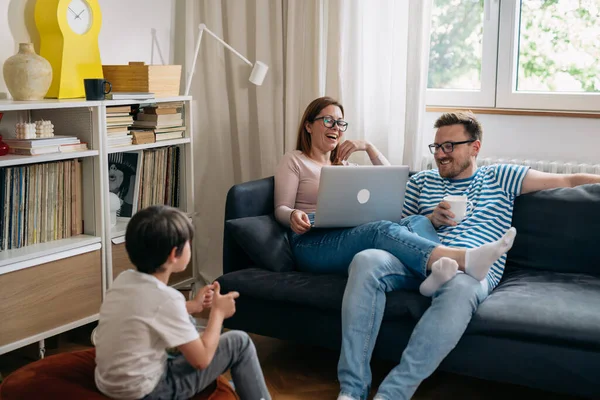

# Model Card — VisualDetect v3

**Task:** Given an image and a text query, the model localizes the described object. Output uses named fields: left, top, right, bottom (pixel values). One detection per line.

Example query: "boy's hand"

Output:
left=187, top=284, right=214, bottom=314
left=211, top=281, right=239, bottom=319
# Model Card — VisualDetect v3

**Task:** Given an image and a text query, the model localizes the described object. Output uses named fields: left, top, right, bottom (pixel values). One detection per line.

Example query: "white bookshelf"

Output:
left=0, top=150, right=99, bottom=168
left=0, top=95, right=196, bottom=357
left=107, top=138, right=191, bottom=154
left=0, top=235, right=101, bottom=271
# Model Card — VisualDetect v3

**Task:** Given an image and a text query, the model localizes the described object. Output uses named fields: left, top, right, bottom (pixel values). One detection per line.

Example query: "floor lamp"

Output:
left=184, top=23, right=269, bottom=95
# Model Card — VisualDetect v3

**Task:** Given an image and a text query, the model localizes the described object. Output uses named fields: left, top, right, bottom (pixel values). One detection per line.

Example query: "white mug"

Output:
left=443, top=195, right=472, bottom=223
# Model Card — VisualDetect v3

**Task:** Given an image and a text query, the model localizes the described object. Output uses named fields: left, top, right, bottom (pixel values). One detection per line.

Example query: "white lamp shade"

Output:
left=249, top=61, right=268, bottom=86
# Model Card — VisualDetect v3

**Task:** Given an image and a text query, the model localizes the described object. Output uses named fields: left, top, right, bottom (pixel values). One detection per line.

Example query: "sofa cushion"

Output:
left=468, top=268, right=600, bottom=349
left=225, top=214, right=295, bottom=272
left=509, top=183, right=600, bottom=275
left=217, top=268, right=431, bottom=320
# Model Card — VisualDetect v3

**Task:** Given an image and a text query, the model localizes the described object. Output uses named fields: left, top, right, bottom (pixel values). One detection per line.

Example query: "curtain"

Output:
left=182, top=0, right=285, bottom=282
left=181, top=0, right=432, bottom=282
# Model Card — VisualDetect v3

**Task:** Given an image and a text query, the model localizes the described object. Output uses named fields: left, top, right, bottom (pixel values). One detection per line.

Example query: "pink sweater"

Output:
left=274, top=150, right=391, bottom=226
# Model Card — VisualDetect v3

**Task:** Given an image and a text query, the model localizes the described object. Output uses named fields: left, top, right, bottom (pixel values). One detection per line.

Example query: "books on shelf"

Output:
left=3, top=136, right=87, bottom=156
left=3, top=135, right=80, bottom=148
left=130, top=101, right=185, bottom=142
left=137, top=146, right=180, bottom=210
left=0, top=159, right=83, bottom=251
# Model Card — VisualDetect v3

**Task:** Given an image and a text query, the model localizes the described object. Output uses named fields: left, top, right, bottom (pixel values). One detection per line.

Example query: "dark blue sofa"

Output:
left=216, top=176, right=600, bottom=398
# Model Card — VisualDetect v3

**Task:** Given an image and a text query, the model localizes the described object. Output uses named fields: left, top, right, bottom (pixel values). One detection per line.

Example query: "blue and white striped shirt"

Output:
left=402, top=164, right=530, bottom=288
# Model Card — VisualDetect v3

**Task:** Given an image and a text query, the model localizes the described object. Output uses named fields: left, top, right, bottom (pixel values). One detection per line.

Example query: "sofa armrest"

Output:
left=223, top=176, right=275, bottom=274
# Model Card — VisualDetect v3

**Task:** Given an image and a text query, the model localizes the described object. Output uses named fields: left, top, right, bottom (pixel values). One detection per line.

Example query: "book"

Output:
left=106, top=105, right=132, bottom=114
left=132, top=119, right=183, bottom=129
left=3, top=136, right=80, bottom=148
left=137, top=113, right=182, bottom=122
left=8, top=146, right=60, bottom=155
left=155, top=131, right=184, bottom=141
left=146, top=102, right=183, bottom=109
left=131, top=130, right=155, bottom=145
left=59, top=143, right=89, bottom=152
left=142, top=107, right=179, bottom=115
left=106, top=92, right=155, bottom=100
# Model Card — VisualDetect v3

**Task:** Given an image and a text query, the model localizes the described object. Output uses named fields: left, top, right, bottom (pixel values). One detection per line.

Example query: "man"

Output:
left=336, top=111, right=600, bottom=400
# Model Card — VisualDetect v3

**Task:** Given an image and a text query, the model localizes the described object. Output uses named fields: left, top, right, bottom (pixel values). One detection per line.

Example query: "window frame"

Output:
left=426, top=0, right=500, bottom=108
left=426, top=0, right=600, bottom=112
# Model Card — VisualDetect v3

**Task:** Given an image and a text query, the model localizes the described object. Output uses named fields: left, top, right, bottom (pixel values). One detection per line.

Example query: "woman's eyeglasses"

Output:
left=313, top=116, right=349, bottom=132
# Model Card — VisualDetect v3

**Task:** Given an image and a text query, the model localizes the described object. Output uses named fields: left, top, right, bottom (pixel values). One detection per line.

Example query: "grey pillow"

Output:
left=225, top=214, right=295, bottom=272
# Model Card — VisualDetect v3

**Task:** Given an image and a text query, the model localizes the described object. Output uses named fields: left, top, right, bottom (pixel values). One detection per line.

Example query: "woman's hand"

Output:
left=290, top=210, right=312, bottom=234
left=337, top=140, right=374, bottom=162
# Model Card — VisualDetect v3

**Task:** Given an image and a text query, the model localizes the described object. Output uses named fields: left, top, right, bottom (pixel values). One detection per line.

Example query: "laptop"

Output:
left=312, top=165, right=410, bottom=228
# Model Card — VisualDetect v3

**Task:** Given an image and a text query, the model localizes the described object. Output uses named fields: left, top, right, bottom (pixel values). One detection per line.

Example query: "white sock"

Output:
left=465, top=227, right=517, bottom=281
left=419, top=257, right=459, bottom=297
left=337, top=396, right=355, bottom=400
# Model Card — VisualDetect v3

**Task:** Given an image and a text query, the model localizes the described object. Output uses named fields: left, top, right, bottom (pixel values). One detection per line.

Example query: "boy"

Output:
left=94, top=205, right=271, bottom=400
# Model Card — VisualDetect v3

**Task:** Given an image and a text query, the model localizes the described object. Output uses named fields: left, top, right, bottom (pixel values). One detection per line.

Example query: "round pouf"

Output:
left=0, top=348, right=238, bottom=400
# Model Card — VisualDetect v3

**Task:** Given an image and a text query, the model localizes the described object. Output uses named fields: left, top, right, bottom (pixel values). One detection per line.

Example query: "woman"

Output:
left=274, top=97, right=516, bottom=296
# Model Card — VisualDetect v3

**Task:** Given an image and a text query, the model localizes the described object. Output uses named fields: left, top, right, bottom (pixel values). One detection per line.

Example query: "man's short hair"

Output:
left=125, top=205, right=194, bottom=274
left=434, top=111, right=482, bottom=142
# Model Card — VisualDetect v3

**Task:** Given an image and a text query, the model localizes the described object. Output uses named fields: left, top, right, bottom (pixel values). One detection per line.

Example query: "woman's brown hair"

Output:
left=296, top=96, right=344, bottom=164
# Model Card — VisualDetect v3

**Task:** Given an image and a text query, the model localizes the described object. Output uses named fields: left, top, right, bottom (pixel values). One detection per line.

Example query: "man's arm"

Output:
left=521, top=169, right=600, bottom=195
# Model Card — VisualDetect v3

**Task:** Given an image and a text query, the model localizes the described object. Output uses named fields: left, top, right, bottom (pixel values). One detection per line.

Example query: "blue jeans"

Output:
left=337, top=250, right=491, bottom=400
left=289, top=215, right=439, bottom=277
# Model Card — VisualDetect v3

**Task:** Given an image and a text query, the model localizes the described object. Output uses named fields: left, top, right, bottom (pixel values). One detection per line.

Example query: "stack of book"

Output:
left=131, top=102, right=185, bottom=142
left=4, top=135, right=87, bottom=156
left=106, top=106, right=133, bottom=148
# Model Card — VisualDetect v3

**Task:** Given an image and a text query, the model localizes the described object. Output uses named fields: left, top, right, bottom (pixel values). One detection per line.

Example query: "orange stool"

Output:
left=0, top=348, right=238, bottom=400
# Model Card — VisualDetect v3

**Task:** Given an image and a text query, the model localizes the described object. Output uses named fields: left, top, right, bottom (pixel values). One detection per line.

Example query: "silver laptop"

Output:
left=312, top=165, right=410, bottom=228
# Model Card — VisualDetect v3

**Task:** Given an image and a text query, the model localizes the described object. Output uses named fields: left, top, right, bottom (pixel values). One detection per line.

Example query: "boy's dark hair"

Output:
left=125, top=205, right=194, bottom=274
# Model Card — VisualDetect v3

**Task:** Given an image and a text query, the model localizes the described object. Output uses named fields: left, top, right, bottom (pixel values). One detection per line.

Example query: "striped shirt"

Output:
left=402, top=164, right=530, bottom=288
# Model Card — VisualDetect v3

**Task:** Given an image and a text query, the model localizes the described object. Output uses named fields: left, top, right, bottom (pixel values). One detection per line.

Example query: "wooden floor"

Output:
left=0, top=323, right=586, bottom=400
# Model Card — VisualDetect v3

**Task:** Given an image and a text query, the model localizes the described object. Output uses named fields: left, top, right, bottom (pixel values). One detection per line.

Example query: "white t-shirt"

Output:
left=94, top=270, right=199, bottom=399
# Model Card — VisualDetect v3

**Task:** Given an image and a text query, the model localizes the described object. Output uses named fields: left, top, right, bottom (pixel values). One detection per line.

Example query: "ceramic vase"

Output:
left=3, top=43, right=52, bottom=101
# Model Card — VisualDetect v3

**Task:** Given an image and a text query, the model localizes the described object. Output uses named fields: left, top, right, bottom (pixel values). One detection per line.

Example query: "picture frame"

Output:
left=107, top=151, right=142, bottom=218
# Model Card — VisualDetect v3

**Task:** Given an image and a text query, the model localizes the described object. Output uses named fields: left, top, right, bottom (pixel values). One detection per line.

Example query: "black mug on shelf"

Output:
left=84, top=78, right=112, bottom=100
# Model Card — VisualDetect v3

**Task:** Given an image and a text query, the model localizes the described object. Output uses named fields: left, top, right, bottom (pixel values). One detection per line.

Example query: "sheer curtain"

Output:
left=320, top=0, right=432, bottom=168
left=181, top=0, right=431, bottom=282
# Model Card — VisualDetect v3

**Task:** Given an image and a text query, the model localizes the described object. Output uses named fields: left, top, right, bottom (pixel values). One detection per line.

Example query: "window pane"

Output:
left=428, top=0, right=484, bottom=90
left=517, top=0, right=600, bottom=93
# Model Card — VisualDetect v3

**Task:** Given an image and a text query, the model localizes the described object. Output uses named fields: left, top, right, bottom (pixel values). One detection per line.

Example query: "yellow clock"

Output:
left=35, top=0, right=103, bottom=99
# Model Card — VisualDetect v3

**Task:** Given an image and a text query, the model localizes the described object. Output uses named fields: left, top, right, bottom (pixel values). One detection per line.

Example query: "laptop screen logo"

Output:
left=357, top=189, right=370, bottom=204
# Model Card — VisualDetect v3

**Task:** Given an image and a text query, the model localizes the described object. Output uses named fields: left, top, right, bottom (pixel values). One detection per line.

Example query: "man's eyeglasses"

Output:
left=313, top=115, right=349, bottom=132
left=428, top=140, right=476, bottom=154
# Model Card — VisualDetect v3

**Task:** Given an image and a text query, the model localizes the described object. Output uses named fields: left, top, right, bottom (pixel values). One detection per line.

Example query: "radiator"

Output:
left=420, top=155, right=600, bottom=175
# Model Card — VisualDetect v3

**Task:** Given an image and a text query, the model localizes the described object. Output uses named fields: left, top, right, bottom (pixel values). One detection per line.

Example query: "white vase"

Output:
left=3, top=43, right=52, bottom=101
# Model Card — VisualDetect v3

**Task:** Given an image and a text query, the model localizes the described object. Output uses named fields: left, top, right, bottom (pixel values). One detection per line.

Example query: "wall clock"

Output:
left=35, top=0, right=103, bottom=99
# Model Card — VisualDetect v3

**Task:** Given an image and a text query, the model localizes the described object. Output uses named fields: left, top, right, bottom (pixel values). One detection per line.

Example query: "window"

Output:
left=427, top=0, right=600, bottom=111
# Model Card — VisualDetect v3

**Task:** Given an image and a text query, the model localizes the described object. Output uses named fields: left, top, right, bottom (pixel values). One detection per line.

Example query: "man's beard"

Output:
left=437, top=157, right=472, bottom=179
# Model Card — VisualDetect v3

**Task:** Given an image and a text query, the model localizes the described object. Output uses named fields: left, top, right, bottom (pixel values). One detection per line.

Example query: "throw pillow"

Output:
left=225, top=214, right=295, bottom=272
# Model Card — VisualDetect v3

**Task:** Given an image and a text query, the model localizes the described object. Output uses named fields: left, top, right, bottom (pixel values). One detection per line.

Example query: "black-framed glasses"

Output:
left=313, top=115, right=349, bottom=132
left=428, top=140, right=476, bottom=154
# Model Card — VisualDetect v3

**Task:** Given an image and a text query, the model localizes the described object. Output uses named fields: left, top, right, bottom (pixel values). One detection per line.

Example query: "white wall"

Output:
left=423, top=112, right=600, bottom=165
left=0, top=0, right=178, bottom=99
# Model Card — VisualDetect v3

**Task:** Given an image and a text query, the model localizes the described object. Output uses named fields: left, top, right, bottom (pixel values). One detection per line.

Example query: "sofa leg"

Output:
left=38, top=339, right=46, bottom=359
